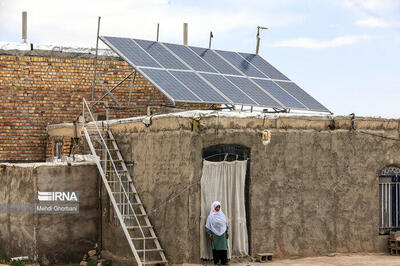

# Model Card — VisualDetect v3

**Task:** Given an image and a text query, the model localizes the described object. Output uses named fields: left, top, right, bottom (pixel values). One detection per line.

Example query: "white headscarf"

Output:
left=205, top=201, right=227, bottom=236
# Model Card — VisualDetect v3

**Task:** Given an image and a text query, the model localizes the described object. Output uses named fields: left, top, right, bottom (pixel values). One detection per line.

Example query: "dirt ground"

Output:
left=256, top=253, right=400, bottom=266
left=183, top=253, right=400, bottom=266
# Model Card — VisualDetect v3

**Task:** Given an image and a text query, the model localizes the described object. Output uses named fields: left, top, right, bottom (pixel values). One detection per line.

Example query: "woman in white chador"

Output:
left=206, top=201, right=229, bottom=265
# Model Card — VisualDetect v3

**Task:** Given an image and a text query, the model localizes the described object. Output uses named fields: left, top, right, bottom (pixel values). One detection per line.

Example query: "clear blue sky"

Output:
left=0, top=0, right=399, bottom=117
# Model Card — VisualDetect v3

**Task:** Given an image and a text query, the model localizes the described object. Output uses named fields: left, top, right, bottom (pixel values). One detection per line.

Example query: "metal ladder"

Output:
left=81, top=98, right=168, bottom=265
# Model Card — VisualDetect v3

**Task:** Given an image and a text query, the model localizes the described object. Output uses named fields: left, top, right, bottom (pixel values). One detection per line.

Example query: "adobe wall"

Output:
left=0, top=163, right=99, bottom=265
left=100, top=113, right=400, bottom=263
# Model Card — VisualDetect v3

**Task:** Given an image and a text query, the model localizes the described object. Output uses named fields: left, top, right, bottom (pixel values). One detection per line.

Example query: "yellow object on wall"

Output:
left=262, top=129, right=271, bottom=145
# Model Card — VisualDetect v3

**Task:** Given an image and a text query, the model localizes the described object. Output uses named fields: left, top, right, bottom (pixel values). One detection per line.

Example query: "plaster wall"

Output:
left=102, top=114, right=400, bottom=263
left=0, top=163, right=99, bottom=265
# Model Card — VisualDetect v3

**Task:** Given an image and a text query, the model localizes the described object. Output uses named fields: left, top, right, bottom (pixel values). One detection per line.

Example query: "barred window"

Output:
left=379, top=166, right=400, bottom=235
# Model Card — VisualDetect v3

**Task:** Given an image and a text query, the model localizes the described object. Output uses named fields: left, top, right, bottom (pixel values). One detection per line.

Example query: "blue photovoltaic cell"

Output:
left=200, top=73, right=257, bottom=105
left=140, top=68, right=201, bottom=102
left=251, top=79, right=306, bottom=109
left=163, top=43, right=217, bottom=73
left=189, top=46, right=242, bottom=76
left=134, top=39, right=189, bottom=70
left=101, top=36, right=330, bottom=112
left=239, top=52, right=289, bottom=80
left=102, top=36, right=162, bottom=68
left=169, top=71, right=229, bottom=104
left=215, top=50, right=266, bottom=78
left=226, top=76, right=282, bottom=108
left=275, top=81, right=329, bottom=112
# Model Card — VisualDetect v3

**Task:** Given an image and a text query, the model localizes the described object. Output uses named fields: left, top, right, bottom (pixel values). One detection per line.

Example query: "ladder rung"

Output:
left=86, top=130, right=107, bottom=134
left=108, top=180, right=132, bottom=183
left=131, top=236, right=157, bottom=240
left=107, top=175, right=128, bottom=178
left=95, top=148, right=118, bottom=151
left=117, top=202, right=142, bottom=206
left=106, top=170, right=128, bottom=173
left=136, top=248, right=163, bottom=252
left=93, top=138, right=115, bottom=142
left=141, top=260, right=167, bottom=265
left=126, top=225, right=151, bottom=229
left=123, top=213, right=147, bottom=217
left=112, top=191, right=137, bottom=194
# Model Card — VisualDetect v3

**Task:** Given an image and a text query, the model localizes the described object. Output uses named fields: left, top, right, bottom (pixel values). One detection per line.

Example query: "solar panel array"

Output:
left=101, top=36, right=330, bottom=112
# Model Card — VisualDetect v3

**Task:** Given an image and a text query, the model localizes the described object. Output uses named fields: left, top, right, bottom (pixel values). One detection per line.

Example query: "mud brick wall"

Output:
left=0, top=50, right=208, bottom=162
left=48, top=113, right=400, bottom=263
left=0, top=163, right=99, bottom=265
left=102, top=115, right=400, bottom=263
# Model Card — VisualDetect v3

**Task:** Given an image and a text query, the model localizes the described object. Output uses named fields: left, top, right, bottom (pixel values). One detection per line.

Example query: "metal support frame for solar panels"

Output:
left=91, top=70, right=137, bottom=109
left=207, top=104, right=234, bottom=111
left=91, top=16, right=101, bottom=102
left=272, top=107, right=289, bottom=113
left=89, top=16, right=139, bottom=110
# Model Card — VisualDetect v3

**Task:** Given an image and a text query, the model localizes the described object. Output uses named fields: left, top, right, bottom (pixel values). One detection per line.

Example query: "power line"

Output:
left=349, top=113, right=400, bottom=142
left=148, top=178, right=202, bottom=215
left=357, top=130, right=400, bottom=142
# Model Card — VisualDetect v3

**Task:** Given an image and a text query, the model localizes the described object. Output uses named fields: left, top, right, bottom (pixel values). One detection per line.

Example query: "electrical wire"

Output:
left=349, top=113, right=400, bottom=142
left=148, top=178, right=202, bottom=215
left=357, top=130, right=400, bottom=142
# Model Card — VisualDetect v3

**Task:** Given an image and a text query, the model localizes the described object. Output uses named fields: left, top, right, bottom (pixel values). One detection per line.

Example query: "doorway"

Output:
left=200, top=145, right=251, bottom=259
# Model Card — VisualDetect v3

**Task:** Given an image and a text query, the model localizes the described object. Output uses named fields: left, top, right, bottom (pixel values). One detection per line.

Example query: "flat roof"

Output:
left=47, top=110, right=400, bottom=138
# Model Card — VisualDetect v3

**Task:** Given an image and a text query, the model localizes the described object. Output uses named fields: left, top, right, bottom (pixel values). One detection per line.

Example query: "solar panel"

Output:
left=189, top=46, right=242, bottom=76
left=102, top=36, right=162, bottom=68
left=140, top=68, right=202, bottom=102
left=251, top=79, right=306, bottom=109
left=215, top=50, right=266, bottom=78
left=226, top=76, right=282, bottom=108
left=169, top=71, right=230, bottom=104
left=100, top=35, right=330, bottom=113
left=200, top=73, right=257, bottom=105
left=163, top=43, right=217, bottom=73
left=134, top=39, right=189, bottom=70
left=239, top=52, right=289, bottom=80
left=275, top=81, right=329, bottom=112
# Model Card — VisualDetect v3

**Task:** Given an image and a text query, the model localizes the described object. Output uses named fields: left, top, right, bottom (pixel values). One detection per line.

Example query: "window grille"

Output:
left=379, top=166, right=400, bottom=235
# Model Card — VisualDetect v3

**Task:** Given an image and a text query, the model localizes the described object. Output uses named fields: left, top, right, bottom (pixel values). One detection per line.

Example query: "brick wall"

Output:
left=0, top=50, right=207, bottom=162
